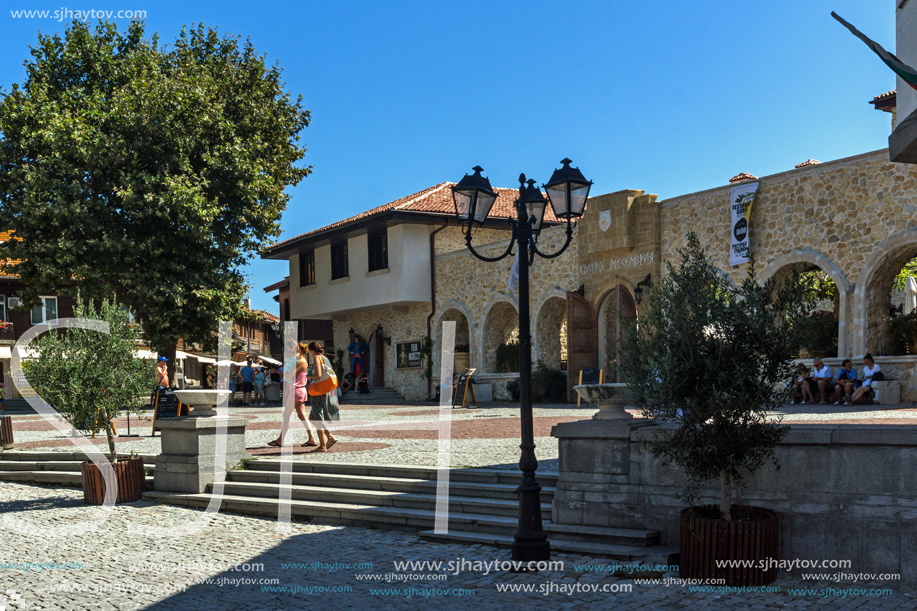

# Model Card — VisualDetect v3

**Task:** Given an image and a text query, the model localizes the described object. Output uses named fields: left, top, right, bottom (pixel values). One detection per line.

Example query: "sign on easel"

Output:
left=151, top=389, right=187, bottom=434
left=452, top=368, right=479, bottom=409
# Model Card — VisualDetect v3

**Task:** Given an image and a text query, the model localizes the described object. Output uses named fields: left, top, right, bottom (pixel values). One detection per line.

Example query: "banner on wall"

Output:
left=729, top=181, right=759, bottom=266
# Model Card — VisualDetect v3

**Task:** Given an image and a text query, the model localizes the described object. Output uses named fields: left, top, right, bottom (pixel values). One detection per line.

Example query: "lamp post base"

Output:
left=511, top=538, right=551, bottom=564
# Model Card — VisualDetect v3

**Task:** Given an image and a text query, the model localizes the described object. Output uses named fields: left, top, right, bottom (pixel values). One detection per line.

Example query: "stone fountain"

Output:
left=154, top=389, right=249, bottom=493
left=572, top=382, right=633, bottom=420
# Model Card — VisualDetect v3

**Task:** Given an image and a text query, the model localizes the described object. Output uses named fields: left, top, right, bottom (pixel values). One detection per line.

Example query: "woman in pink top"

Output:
left=268, top=342, right=318, bottom=448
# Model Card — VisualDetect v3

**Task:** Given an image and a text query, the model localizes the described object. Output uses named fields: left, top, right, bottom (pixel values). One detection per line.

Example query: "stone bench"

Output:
left=871, top=379, right=901, bottom=405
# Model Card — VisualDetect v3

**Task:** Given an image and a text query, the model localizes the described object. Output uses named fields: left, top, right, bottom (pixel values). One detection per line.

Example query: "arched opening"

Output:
left=436, top=307, right=472, bottom=374
left=597, top=286, right=636, bottom=382
left=483, top=301, right=519, bottom=373
left=865, top=246, right=917, bottom=355
left=771, top=264, right=840, bottom=358
left=535, top=296, right=567, bottom=370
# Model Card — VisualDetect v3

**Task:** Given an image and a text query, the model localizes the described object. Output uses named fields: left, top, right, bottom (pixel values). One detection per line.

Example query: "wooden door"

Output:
left=566, top=291, right=597, bottom=402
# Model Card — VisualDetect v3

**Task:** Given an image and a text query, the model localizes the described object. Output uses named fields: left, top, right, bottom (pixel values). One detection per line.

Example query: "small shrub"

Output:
left=494, top=340, right=520, bottom=373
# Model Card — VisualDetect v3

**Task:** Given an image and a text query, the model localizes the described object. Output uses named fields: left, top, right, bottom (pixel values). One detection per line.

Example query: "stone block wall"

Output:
left=552, top=420, right=917, bottom=584
left=661, top=149, right=917, bottom=359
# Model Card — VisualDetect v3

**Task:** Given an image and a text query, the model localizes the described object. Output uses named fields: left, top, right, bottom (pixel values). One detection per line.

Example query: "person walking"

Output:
left=253, top=366, right=266, bottom=406
left=240, top=360, right=255, bottom=407
left=268, top=343, right=318, bottom=448
left=306, top=341, right=340, bottom=452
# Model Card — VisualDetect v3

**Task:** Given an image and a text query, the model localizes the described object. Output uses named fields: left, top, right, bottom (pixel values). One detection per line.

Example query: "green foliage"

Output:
left=24, top=295, right=151, bottom=459
left=894, top=257, right=917, bottom=292
left=795, top=310, right=839, bottom=357
left=888, top=310, right=917, bottom=355
left=420, top=335, right=433, bottom=381
left=506, top=379, right=520, bottom=402
left=621, top=233, right=808, bottom=521
left=333, top=349, right=345, bottom=381
left=0, top=20, right=311, bottom=358
left=494, top=340, right=520, bottom=373
left=531, top=362, right=567, bottom=403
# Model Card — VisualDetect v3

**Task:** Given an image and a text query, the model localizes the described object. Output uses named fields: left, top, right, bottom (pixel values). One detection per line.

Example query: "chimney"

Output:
left=794, top=159, right=821, bottom=169
left=243, top=297, right=251, bottom=310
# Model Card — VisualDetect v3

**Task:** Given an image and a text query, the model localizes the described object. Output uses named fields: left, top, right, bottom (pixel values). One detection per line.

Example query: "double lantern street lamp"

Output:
left=451, top=159, right=592, bottom=562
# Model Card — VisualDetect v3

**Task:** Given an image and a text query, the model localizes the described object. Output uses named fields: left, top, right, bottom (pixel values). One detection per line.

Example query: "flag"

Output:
left=832, top=11, right=917, bottom=92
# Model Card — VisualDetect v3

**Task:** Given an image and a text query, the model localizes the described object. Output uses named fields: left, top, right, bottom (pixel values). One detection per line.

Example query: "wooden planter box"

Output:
left=680, top=505, right=779, bottom=586
left=81, top=457, right=145, bottom=505
left=0, top=414, right=13, bottom=450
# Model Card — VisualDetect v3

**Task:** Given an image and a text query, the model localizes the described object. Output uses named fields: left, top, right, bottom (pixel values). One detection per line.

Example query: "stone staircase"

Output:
left=338, top=387, right=409, bottom=406
left=0, top=451, right=156, bottom=487
left=0, top=399, right=37, bottom=414
left=143, top=460, right=678, bottom=563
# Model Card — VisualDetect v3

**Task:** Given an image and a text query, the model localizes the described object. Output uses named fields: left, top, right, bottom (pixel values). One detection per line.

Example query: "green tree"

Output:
left=622, top=233, right=809, bottom=521
left=25, top=295, right=151, bottom=459
left=0, top=20, right=310, bottom=373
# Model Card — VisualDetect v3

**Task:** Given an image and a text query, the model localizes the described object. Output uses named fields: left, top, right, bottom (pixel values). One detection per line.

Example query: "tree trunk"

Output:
left=720, top=470, right=732, bottom=521
left=106, top=425, right=117, bottom=462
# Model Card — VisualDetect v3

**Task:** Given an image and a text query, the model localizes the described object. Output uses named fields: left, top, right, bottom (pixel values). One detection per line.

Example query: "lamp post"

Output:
left=452, top=159, right=592, bottom=562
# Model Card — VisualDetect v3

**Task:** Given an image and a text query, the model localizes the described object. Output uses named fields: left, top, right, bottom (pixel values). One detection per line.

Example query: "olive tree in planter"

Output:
left=25, top=296, right=152, bottom=504
left=622, top=234, right=810, bottom=586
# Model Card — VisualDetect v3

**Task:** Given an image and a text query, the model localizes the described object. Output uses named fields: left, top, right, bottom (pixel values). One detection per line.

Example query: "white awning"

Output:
left=192, top=355, right=216, bottom=364
left=259, top=356, right=282, bottom=366
left=0, top=346, right=10, bottom=359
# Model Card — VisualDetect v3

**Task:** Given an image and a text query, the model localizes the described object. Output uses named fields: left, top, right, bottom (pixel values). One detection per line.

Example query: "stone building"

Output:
left=263, top=95, right=917, bottom=402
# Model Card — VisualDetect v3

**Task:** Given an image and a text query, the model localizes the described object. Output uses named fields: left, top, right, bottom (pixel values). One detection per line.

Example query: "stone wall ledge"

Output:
left=628, top=422, right=917, bottom=446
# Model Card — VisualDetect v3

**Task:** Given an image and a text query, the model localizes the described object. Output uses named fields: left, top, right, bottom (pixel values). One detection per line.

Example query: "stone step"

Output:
left=227, top=469, right=555, bottom=501
left=144, top=490, right=537, bottom=534
left=417, top=530, right=679, bottom=564
left=0, top=451, right=157, bottom=465
left=211, top=480, right=551, bottom=518
left=542, top=523, right=659, bottom=547
left=244, top=459, right=558, bottom=487
left=0, top=460, right=156, bottom=473
left=0, top=469, right=155, bottom=488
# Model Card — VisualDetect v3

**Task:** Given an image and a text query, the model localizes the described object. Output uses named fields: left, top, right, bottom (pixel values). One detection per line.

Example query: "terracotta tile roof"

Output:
left=264, top=181, right=557, bottom=253
left=870, top=90, right=895, bottom=103
left=794, top=159, right=821, bottom=168
left=252, top=309, right=280, bottom=323
left=729, top=172, right=758, bottom=183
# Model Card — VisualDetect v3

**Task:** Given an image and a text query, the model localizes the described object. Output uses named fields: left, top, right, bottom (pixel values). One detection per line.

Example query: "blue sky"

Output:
left=1, top=1, right=895, bottom=312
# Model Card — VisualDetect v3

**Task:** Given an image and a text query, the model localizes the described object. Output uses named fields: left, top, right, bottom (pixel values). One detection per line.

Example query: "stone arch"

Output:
left=532, top=289, right=568, bottom=370
left=432, top=299, right=474, bottom=376
left=854, top=229, right=917, bottom=356
left=761, top=249, right=850, bottom=358
left=595, top=282, right=637, bottom=382
left=479, top=295, right=519, bottom=373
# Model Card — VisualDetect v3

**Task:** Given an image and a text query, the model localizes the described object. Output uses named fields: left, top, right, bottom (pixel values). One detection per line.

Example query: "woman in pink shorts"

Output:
left=268, top=342, right=318, bottom=447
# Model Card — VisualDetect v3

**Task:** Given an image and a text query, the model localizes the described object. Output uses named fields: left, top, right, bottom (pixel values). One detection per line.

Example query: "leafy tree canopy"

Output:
left=0, top=20, right=310, bottom=355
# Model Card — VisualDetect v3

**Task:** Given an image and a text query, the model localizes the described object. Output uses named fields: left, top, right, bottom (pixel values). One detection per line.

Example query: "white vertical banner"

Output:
left=729, top=181, right=759, bottom=266
left=507, top=251, right=520, bottom=294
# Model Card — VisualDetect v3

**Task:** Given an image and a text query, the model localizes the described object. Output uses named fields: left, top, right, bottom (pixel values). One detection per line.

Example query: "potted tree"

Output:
left=25, top=296, right=152, bottom=504
left=623, top=234, right=810, bottom=586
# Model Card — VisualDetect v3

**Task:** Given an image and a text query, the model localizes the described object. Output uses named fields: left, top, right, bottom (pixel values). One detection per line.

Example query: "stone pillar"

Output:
left=154, top=416, right=248, bottom=493
left=550, top=419, right=655, bottom=529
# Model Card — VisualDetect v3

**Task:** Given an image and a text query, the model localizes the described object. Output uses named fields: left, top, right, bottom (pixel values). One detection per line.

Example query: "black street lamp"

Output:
left=451, top=159, right=592, bottom=562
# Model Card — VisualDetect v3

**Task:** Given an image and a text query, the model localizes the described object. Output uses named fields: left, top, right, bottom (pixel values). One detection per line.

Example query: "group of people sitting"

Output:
left=792, top=353, right=885, bottom=406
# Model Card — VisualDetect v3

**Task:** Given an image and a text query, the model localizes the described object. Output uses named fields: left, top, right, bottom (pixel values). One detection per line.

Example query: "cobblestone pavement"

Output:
left=0, top=483, right=912, bottom=610
left=6, top=400, right=917, bottom=473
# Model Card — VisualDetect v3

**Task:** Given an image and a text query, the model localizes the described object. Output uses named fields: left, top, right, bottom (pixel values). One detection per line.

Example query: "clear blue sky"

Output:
left=1, top=1, right=894, bottom=313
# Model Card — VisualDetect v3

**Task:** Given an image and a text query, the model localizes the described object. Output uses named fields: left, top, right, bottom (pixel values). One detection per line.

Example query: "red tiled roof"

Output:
left=729, top=172, right=758, bottom=183
left=264, top=181, right=558, bottom=253
left=871, top=90, right=895, bottom=103
left=794, top=159, right=821, bottom=168
left=252, top=310, right=280, bottom=323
